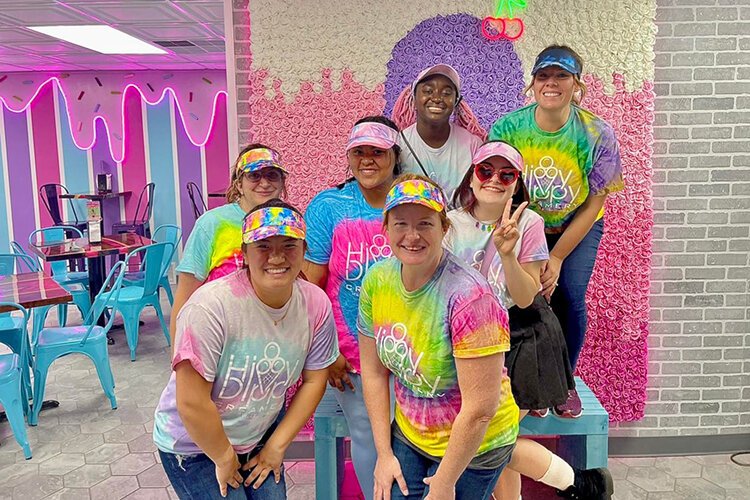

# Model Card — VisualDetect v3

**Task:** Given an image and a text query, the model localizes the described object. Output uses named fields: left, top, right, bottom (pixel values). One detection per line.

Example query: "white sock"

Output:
left=538, top=451, right=575, bottom=490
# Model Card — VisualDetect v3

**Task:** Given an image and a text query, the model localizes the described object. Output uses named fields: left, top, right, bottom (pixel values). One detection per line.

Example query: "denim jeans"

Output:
left=160, top=450, right=286, bottom=499
left=160, top=409, right=287, bottom=499
left=333, top=373, right=395, bottom=500
left=390, top=438, right=511, bottom=500
left=546, top=218, right=604, bottom=369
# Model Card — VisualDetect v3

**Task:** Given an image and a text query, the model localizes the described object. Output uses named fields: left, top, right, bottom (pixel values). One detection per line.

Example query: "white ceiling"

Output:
left=0, top=0, right=225, bottom=71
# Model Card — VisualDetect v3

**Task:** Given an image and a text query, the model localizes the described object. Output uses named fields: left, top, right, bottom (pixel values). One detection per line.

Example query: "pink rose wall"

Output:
left=242, top=8, right=655, bottom=422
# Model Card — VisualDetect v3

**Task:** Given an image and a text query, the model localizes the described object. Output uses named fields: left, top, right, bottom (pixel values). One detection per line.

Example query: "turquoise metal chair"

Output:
left=123, top=224, right=181, bottom=305
left=0, top=302, right=33, bottom=459
left=29, top=262, right=126, bottom=426
left=0, top=253, right=38, bottom=404
left=103, top=242, right=173, bottom=361
left=27, top=227, right=91, bottom=331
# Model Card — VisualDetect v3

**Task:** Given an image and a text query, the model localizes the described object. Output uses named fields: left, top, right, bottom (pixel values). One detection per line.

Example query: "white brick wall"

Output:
left=612, top=0, right=750, bottom=438
left=230, top=0, right=749, bottom=438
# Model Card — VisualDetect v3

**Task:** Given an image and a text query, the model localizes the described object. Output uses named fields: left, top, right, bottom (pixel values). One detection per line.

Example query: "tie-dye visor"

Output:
left=472, top=142, right=524, bottom=172
left=237, top=147, right=288, bottom=174
left=346, top=122, right=398, bottom=151
left=242, top=207, right=306, bottom=244
left=384, top=179, right=446, bottom=213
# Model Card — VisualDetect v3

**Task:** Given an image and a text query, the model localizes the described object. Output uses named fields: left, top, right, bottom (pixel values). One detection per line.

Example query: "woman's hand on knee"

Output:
left=214, top=446, right=242, bottom=498
left=423, top=474, right=456, bottom=500
left=242, top=444, right=284, bottom=489
left=374, top=453, right=408, bottom=500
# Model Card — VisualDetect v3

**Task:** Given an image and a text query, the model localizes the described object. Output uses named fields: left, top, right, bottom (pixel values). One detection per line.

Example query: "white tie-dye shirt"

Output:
left=153, top=269, right=338, bottom=455
left=444, top=208, right=549, bottom=308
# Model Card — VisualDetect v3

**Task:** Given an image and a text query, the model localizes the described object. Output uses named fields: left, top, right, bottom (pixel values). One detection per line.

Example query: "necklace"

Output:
left=271, top=307, right=289, bottom=326
left=474, top=220, right=497, bottom=233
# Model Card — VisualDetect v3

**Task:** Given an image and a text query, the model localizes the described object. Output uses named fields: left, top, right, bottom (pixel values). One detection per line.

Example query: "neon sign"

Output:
left=482, top=0, right=527, bottom=41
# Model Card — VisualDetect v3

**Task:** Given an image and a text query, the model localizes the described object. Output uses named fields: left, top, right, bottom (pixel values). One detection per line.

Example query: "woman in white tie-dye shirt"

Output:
left=154, top=199, right=338, bottom=499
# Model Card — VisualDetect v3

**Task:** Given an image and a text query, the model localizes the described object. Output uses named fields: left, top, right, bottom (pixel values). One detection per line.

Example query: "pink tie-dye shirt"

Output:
left=305, top=181, right=392, bottom=373
left=153, top=270, right=338, bottom=455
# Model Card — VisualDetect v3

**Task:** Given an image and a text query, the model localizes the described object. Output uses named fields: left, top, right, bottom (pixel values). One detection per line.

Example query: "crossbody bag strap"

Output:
left=400, top=131, right=431, bottom=178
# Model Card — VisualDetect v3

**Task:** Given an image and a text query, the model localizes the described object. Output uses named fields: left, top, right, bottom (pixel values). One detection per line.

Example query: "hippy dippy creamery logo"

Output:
left=345, top=234, right=392, bottom=281
left=375, top=323, right=442, bottom=397
left=217, top=343, right=299, bottom=413
left=524, top=156, right=583, bottom=211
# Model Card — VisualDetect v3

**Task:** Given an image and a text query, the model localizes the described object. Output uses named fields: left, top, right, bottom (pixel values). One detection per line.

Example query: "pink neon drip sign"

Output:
left=0, top=71, right=228, bottom=162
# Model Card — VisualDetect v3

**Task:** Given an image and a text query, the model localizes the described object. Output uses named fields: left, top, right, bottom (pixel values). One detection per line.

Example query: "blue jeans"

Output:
left=546, top=218, right=604, bottom=369
left=160, top=450, right=286, bottom=499
left=160, top=409, right=287, bottom=499
left=333, top=373, right=394, bottom=500
left=390, top=438, right=510, bottom=500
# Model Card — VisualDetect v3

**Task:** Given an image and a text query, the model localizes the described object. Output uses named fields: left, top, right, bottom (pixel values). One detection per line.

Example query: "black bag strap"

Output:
left=400, top=131, right=431, bottom=178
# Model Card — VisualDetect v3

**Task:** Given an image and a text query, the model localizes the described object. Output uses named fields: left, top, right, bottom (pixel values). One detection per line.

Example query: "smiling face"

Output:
left=470, top=156, right=519, bottom=210
left=386, top=203, right=446, bottom=269
left=532, top=66, right=579, bottom=112
left=415, top=75, right=458, bottom=124
left=236, top=166, right=285, bottom=208
left=244, top=235, right=304, bottom=291
left=348, top=145, right=396, bottom=191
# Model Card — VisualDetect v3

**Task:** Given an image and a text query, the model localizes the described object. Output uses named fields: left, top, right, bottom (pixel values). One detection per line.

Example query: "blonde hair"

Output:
left=383, top=173, right=451, bottom=231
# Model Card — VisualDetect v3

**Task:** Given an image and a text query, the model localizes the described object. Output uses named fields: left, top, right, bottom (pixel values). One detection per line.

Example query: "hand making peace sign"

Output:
left=492, top=199, right=528, bottom=256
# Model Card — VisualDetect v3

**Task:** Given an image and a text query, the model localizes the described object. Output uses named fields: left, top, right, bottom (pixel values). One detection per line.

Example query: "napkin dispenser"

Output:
left=97, top=173, right=112, bottom=193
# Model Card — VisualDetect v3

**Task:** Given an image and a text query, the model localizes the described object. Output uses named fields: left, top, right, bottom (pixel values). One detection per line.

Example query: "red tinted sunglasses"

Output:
left=474, top=164, right=520, bottom=185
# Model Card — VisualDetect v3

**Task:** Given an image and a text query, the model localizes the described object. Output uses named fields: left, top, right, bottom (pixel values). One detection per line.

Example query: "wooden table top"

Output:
left=0, top=272, right=72, bottom=313
left=28, top=233, right=153, bottom=262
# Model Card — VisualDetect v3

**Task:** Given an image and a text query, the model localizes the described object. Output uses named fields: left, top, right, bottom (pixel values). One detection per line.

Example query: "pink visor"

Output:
left=472, top=142, right=524, bottom=172
left=411, top=63, right=461, bottom=94
left=346, top=122, right=398, bottom=151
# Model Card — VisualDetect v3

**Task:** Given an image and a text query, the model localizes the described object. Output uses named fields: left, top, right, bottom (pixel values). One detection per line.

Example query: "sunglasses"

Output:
left=474, top=164, right=519, bottom=185
left=244, top=168, right=284, bottom=183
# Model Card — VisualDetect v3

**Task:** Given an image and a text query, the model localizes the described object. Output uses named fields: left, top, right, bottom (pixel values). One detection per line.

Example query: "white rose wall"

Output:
left=241, top=0, right=657, bottom=422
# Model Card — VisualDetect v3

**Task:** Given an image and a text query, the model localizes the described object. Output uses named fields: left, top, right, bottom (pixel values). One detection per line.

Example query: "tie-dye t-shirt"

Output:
left=444, top=209, right=549, bottom=309
left=176, top=202, right=246, bottom=282
left=153, top=270, right=338, bottom=455
left=358, top=253, right=519, bottom=457
left=305, top=181, right=392, bottom=373
left=399, top=123, right=483, bottom=201
left=489, top=104, right=623, bottom=232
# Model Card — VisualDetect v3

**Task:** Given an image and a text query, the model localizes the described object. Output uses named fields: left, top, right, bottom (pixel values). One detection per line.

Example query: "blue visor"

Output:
left=531, top=48, right=582, bottom=77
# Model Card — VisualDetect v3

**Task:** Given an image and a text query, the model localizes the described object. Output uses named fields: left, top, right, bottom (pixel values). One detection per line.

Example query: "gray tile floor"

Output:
left=1, top=300, right=749, bottom=499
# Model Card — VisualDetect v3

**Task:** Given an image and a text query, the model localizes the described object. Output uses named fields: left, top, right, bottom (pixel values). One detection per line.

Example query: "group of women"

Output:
left=152, top=45, right=623, bottom=500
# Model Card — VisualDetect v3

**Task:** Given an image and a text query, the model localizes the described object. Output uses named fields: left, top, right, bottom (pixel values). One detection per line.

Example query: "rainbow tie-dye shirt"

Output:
left=305, top=181, right=391, bottom=373
left=358, top=253, right=519, bottom=457
left=444, top=209, right=549, bottom=308
left=489, top=104, right=624, bottom=232
left=153, top=271, right=338, bottom=455
left=176, top=202, right=246, bottom=282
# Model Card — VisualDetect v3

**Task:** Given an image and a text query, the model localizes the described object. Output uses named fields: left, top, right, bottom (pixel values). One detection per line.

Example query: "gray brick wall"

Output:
left=229, top=0, right=749, bottom=438
left=612, top=0, right=750, bottom=438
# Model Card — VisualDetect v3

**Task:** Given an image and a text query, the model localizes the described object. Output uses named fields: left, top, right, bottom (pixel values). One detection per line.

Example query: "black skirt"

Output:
left=505, top=294, right=575, bottom=409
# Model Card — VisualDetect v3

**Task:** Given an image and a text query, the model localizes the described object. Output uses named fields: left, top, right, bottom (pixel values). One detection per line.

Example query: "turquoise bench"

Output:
left=313, top=377, right=608, bottom=499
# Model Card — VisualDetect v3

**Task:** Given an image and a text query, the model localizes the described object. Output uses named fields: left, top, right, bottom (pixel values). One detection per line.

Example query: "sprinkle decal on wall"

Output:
left=482, top=0, right=527, bottom=41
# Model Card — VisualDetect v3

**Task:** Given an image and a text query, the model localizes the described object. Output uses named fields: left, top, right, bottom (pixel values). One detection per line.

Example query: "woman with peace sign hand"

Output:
left=445, top=141, right=612, bottom=500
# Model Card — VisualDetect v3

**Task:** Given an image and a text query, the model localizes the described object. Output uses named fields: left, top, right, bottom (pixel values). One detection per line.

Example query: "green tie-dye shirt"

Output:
left=489, top=104, right=624, bottom=232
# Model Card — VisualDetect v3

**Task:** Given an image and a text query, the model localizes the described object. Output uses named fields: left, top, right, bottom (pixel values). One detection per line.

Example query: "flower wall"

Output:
left=241, top=0, right=656, bottom=421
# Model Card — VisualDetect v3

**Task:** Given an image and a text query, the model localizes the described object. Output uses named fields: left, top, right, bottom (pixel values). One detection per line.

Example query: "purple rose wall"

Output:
left=0, top=70, right=229, bottom=254
left=243, top=2, right=657, bottom=422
